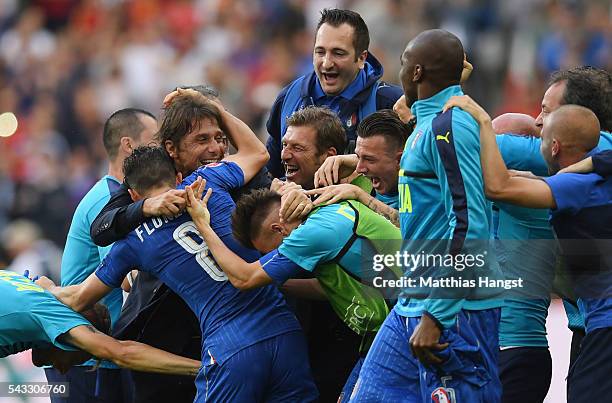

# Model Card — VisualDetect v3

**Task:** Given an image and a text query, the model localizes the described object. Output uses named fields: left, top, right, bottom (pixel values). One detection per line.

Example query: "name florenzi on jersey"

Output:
left=134, top=215, right=178, bottom=242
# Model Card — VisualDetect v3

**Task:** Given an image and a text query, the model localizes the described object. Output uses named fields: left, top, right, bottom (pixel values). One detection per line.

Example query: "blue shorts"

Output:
left=350, top=309, right=501, bottom=403
left=568, top=327, right=612, bottom=403
left=339, top=357, right=364, bottom=403
left=195, top=331, right=318, bottom=402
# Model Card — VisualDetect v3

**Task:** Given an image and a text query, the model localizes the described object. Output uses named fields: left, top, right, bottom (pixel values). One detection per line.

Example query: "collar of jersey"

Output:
left=410, top=85, right=463, bottom=119
left=313, top=64, right=370, bottom=102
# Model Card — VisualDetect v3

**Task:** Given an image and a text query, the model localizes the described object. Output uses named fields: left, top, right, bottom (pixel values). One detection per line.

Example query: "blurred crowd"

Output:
left=0, top=0, right=610, bottom=281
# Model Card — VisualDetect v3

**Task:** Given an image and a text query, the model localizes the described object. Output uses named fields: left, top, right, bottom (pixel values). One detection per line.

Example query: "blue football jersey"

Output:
left=94, top=162, right=301, bottom=389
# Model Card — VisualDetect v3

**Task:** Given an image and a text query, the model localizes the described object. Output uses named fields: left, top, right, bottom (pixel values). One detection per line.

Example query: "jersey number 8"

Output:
left=173, top=221, right=228, bottom=281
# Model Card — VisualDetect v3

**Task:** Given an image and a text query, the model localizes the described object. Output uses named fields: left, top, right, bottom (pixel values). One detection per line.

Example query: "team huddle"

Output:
left=1, top=7, right=611, bottom=403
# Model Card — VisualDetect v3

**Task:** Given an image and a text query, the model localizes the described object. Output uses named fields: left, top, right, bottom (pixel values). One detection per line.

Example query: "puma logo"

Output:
left=436, top=131, right=451, bottom=144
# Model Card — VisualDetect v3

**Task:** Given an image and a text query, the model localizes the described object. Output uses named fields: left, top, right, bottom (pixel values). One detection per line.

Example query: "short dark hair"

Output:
left=123, top=146, right=176, bottom=194
left=103, top=108, right=155, bottom=161
left=550, top=66, right=612, bottom=132
left=232, top=189, right=281, bottom=249
left=357, top=110, right=410, bottom=152
left=286, top=106, right=347, bottom=155
left=317, top=8, right=369, bottom=57
left=156, top=94, right=223, bottom=150
left=178, top=84, right=220, bottom=99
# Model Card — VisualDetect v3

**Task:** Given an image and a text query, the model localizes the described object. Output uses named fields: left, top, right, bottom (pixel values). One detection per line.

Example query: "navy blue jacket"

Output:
left=265, top=53, right=403, bottom=178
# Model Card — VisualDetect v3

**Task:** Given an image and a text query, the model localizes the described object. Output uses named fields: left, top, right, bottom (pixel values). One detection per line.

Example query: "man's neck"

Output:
left=417, top=80, right=459, bottom=101
left=108, top=161, right=123, bottom=182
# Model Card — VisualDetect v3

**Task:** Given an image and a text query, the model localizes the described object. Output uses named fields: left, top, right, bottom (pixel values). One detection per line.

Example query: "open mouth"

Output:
left=370, top=177, right=381, bottom=190
left=199, top=159, right=218, bottom=166
left=285, top=164, right=299, bottom=178
left=322, top=72, right=339, bottom=85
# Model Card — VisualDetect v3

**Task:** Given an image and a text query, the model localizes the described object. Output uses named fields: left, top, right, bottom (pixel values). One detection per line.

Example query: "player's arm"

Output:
left=183, top=179, right=272, bottom=289
left=219, top=106, right=269, bottom=184
left=559, top=150, right=612, bottom=176
left=306, top=184, right=399, bottom=227
left=91, top=184, right=185, bottom=246
left=63, top=325, right=201, bottom=376
left=444, top=95, right=556, bottom=209
left=36, top=273, right=112, bottom=313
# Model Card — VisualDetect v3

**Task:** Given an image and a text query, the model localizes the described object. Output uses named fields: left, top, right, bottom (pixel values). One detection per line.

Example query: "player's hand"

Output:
left=393, top=95, right=414, bottom=124
left=184, top=176, right=213, bottom=227
left=35, top=276, right=56, bottom=291
left=142, top=189, right=186, bottom=218
left=305, top=184, right=364, bottom=206
left=271, top=178, right=302, bottom=195
left=558, top=157, right=594, bottom=174
left=280, top=189, right=313, bottom=222
left=443, top=95, right=491, bottom=124
left=409, top=314, right=449, bottom=365
left=314, top=155, right=358, bottom=188
left=460, top=55, right=473, bottom=84
left=163, top=88, right=226, bottom=113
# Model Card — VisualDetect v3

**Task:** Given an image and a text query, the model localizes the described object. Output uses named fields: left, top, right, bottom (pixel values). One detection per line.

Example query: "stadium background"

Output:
left=0, top=0, right=609, bottom=401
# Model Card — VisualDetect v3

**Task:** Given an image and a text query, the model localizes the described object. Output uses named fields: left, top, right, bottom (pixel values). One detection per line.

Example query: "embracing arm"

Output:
left=306, top=184, right=399, bottom=227
left=221, top=108, right=269, bottom=183
left=91, top=185, right=186, bottom=246
left=444, top=96, right=556, bottom=209
left=198, top=222, right=272, bottom=290
left=36, top=273, right=112, bottom=313
left=64, top=325, right=201, bottom=376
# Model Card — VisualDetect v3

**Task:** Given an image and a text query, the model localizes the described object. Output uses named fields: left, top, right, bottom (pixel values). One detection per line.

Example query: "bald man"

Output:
left=492, top=113, right=540, bottom=138
left=351, top=30, right=503, bottom=402
left=445, top=96, right=612, bottom=403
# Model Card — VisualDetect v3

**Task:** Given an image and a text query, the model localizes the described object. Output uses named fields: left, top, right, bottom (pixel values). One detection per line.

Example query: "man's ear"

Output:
left=176, top=172, right=183, bottom=186
left=326, top=147, right=338, bottom=157
left=413, top=64, right=423, bottom=83
left=357, top=50, right=368, bottom=69
left=164, top=140, right=177, bottom=159
left=120, top=136, right=134, bottom=155
left=128, top=188, right=142, bottom=202
left=271, top=223, right=286, bottom=236
left=551, top=139, right=560, bottom=157
left=395, top=149, right=403, bottom=164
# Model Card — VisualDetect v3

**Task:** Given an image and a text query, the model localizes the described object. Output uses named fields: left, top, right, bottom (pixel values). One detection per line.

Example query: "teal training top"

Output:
left=61, top=175, right=123, bottom=368
left=396, top=85, right=502, bottom=328
left=0, top=270, right=89, bottom=357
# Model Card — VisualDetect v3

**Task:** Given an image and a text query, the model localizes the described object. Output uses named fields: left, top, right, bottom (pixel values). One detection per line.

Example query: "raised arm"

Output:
left=63, top=325, right=201, bottom=376
left=221, top=107, right=269, bottom=183
left=443, top=95, right=556, bottom=209
left=185, top=179, right=272, bottom=290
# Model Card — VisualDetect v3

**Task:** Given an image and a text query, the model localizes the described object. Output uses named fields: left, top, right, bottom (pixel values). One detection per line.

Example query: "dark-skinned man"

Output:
left=351, top=30, right=503, bottom=402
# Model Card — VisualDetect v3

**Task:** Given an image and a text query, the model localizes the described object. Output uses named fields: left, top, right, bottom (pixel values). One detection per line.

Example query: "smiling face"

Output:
left=166, top=117, right=227, bottom=176
left=535, top=81, right=566, bottom=129
left=355, top=135, right=401, bottom=195
left=281, top=125, right=329, bottom=189
left=313, top=23, right=366, bottom=96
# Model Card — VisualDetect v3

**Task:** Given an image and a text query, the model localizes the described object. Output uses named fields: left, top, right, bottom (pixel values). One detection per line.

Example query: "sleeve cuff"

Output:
left=422, top=311, right=445, bottom=330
